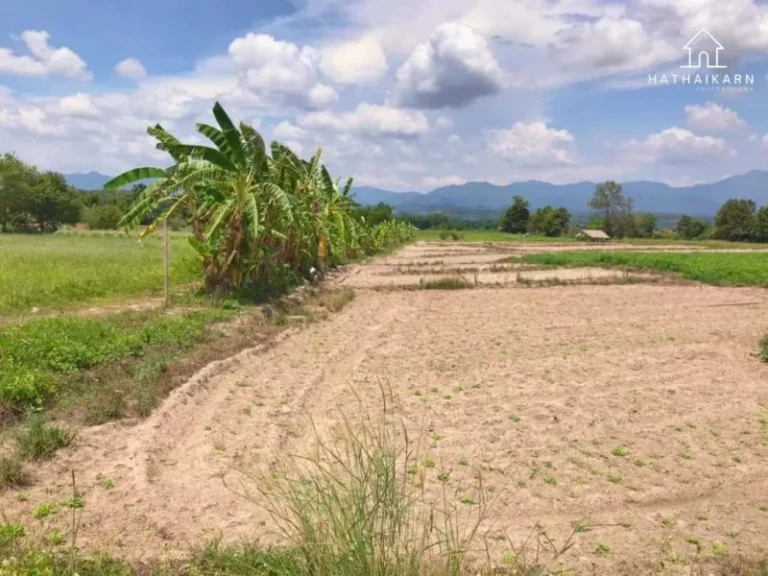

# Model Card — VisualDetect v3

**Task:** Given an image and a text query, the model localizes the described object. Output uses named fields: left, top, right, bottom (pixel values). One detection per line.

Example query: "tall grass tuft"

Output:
left=760, top=334, right=768, bottom=363
left=14, top=414, right=76, bottom=461
left=250, top=404, right=484, bottom=576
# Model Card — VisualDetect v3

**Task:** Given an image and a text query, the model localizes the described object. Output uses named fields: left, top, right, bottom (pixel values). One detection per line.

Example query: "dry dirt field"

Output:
left=4, top=241, right=768, bottom=574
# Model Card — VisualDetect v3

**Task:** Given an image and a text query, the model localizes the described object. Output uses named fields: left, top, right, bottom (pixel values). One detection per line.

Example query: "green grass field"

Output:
left=0, top=233, right=198, bottom=315
left=520, top=251, right=768, bottom=286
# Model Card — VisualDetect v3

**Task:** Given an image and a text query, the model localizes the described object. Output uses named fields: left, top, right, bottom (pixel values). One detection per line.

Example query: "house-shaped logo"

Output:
left=682, top=29, right=726, bottom=69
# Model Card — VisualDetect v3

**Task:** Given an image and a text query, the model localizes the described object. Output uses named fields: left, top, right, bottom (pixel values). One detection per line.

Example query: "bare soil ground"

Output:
left=4, top=241, right=768, bottom=574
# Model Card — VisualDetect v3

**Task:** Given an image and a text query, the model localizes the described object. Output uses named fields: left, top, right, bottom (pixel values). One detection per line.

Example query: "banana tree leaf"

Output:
left=104, top=167, right=168, bottom=190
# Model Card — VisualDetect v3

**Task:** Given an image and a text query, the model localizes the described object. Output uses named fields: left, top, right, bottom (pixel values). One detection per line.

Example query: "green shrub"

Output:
left=83, top=205, right=124, bottom=230
left=14, top=415, right=76, bottom=461
left=418, top=277, right=473, bottom=290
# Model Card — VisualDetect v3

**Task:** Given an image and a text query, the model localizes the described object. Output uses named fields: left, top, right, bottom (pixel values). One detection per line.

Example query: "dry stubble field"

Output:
left=4, top=241, right=768, bottom=573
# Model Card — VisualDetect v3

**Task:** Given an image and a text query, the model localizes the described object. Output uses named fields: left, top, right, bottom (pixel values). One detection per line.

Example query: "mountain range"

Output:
left=65, top=169, right=768, bottom=217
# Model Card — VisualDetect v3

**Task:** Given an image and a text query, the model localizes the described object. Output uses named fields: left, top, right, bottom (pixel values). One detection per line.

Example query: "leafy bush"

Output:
left=83, top=205, right=124, bottom=230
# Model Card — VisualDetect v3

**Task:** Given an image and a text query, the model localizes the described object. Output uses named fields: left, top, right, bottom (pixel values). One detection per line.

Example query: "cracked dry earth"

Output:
left=4, top=241, right=768, bottom=573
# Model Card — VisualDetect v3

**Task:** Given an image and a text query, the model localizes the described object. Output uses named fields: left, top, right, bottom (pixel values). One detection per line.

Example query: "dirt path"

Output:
left=4, top=242, right=768, bottom=573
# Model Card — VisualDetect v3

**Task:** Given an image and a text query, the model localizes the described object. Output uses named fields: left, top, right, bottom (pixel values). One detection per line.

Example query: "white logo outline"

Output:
left=682, top=29, right=727, bottom=69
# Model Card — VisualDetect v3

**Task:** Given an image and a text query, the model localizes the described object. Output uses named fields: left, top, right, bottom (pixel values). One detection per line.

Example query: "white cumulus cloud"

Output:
left=622, top=127, right=733, bottom=164
left=486, top=121, right=577, bottom=166
left=684, top=102, right=747, bottom=134
left=115, top=58, right=147, bottom=80
left=320, top=36, right=388, bottom=84
left=298, top=103, right=429, bottom=139
left=0, top=30, right=91, bottom=80
left=395, top=22, right=505, bottom=109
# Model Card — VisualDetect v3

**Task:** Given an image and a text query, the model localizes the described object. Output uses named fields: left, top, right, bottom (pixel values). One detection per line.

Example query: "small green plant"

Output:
left=63, top=492, right=84, bottom=509
left=430, top=387, right=440, bottom=394
left=99, top=478, right=115, bottom=489
left=452, top=386, right=463, bottom=393
left=680, top=450, right=694, bottom=460
left=608, top=475, right=622, bottom=484
left=573, top=521, right=590, bottom=533
left=509, top=414, right=521, bottom=423
left=0, top=522, right=25, bottom=545
left=725, top=530, right=739, bottom=538
left=432, top=434, right=443, bottom=442
left=460, top=497, right=475, bottom=505
left=594, top=542, right=611, bottom=556
left=686, top=537, right=702, bottom=553
left=47, top=530, right=66, bottom=545
left=458, top=457, right=469, bottom=466
left=543, top=475, right=557, bottom=485
left=501, top=553, right=517, bottom=565
left=15, top=491, right=28, bottom=502
left=14, top=415, right=76, bottom=461
left=437, top=472, right=450, bottom=483
left=242, top=407, right=252, bottom=416
left=661, top=517, right=675, bottom=528
left=414, top=390, right=422, bottom=397
left=712, top=541, right=728, bottom=556
left=695, top=512, right=708, bottom=521
left=442, top=394, right=452, bottom=400
left=33, top=502, right=57, bottom=520
left=732, top=454, right=742, bottom=463
left=423, top=457, right=436, bottom=469
left=611, top=445, right=628, bottom=457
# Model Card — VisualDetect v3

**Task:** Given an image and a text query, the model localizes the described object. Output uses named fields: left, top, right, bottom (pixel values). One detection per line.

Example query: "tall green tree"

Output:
left=713, top=199, right=757, bottom=241
left=528, top=205, right=570, bottom=237
left=754, top=206, right=768, bottom=242
left=499, top=195, right=530, bottom=234
left=588, top=182, right=635, bottom=238
left=676, top=215, right=708, bottom=239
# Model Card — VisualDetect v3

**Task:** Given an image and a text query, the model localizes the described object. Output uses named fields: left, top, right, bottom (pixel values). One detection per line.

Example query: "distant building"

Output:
left=577, top=229, right=610, bottom=242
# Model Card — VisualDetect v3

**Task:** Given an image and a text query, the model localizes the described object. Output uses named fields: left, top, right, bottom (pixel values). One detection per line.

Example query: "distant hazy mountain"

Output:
left=66, top=169, right=768, bottom=216
left=351, top=170, right=768, bottom=216
left=65, top=171, right=112, bottom=190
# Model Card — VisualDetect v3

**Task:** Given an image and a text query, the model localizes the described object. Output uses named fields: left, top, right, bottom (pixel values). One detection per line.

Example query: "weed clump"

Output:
left=14, top=415, right=75, bottom=461
left=418, top=277, right=473, bottom=290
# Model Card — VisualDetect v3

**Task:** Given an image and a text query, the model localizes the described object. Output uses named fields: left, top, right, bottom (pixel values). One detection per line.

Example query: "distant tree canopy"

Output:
left=676, top=215, right=709, bottom=239
left=528, top=205, right=570, bottom=237
left=713, top=199, right=757, bottom=241
left=499, top=195, right=530, bottom=234
left=355, top=202, right=394, bottom=227
left=400, top=212, right=497, bottom=230
left=588, top=181, right=639, bottom=238
left=0, top=153, right=80, bottom=233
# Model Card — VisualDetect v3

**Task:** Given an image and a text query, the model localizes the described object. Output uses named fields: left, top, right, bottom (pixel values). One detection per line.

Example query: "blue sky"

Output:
left=1, top=0, right=767, bottom=191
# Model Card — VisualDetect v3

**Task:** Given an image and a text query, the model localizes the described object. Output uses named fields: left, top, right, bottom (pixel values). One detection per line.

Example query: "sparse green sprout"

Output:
left=544, top=475, right=557, bottom=485
left=608, top=475, right=622, bottom=484
left=99, top=478, right=115, bottom=489
left=501, top=553, right=517, bottom=565
left=611, top=445, right=628, bottom=457
left=432, top=433, right=443, bottom=442
left=661, top=517, right=675, bottom=528
left=414, top=390, right=422, bottom=397
left=406, top=465, right=418, bottom=475
left=437, top=472, right=450, bottom=483
left=235, top=380, right=250, bottom=387
left=732, top=454, right=742, bottom=463
left=509, top=414, right=521, bottom=423
left=695, top=512, right=708, bottom=521
left=15, top=491, right=28, bottom=502
left=458, top=457, right=469, bottom=466
left=453, top=386, right=464, bottom=393
left=725, top=530, right=738, bottom=538
left=63, top=493, right=84, bottom=509
left=430, top=387, right=440, bottom=394
left=48, top=530, right=66, bottom=545
left=712, top=541, right=728, bottom=556
left=666, top=547, right=681, bottom=565
left=680, top=450, right=694, bottom=460
left=591, top=438, right=602, bottom=447
left=423, top=457, right=436, bottom=469
left=460, top=497, right=475, bottom=505
left=594, top=542, right=611, bottom=556
left=443, top=394, right=452, bottom=400
left=573, top=521, right=590, bottom=533
left=33, top=503, right=57, bottom=520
